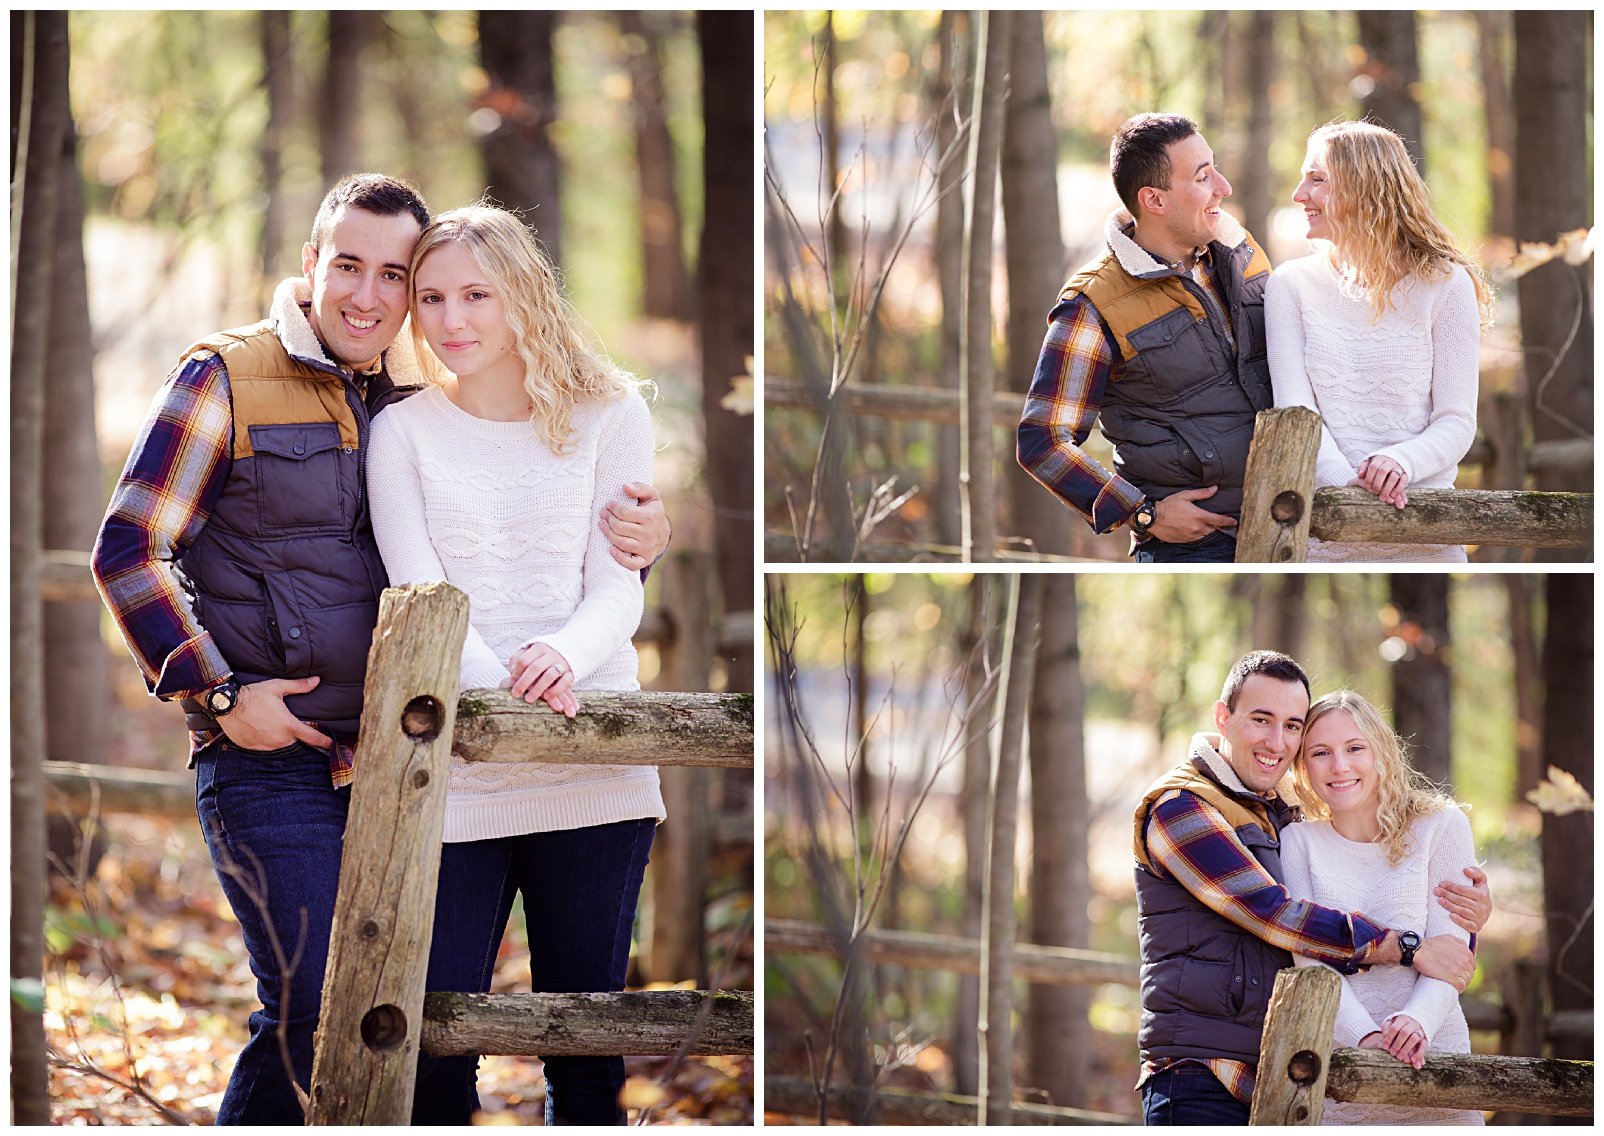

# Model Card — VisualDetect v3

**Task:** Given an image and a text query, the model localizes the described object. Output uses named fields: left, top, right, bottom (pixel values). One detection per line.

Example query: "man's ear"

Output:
left=302, top=241, right=319, bottom=284
left=1137, top=185, right=1165, bottom=216
left=1213, top=699, right=1231, bottom=733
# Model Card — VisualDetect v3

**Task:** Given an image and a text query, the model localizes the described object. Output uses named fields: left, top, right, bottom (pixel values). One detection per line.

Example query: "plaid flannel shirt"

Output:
left=1017, top=248, right=1233, bottom=535
left=1135, top=786, right=1389, bottom=1105
left=92, top=352, right=360, bottom=787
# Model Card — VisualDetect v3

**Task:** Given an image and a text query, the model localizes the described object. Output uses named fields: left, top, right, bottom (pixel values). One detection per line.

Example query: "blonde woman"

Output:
left=1280, top=691, right=1483, bottom=1126
left=366, top=204, right=666, bottom=1124
left=1266, top=120, right=1492, bottom=562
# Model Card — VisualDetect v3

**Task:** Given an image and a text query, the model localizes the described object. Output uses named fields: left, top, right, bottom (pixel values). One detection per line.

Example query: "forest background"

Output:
left=763, top=10, right=1593, bottom=562
left=11, top=10, right=753, bottom=1124
left=763, top=571, right=1592, bottom=1122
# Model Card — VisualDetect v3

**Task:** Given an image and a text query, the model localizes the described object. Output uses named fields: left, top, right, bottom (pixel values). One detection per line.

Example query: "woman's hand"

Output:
left=1351, top=455, right=1409, bottom=508
left=1434, top=865, right=1491, bottom=935
left=1380, top=1014, right=1429, bottom=1069
left=507, top=642, right=579, bottom=717
left=1357, top=1031, right=1387, bottom=1050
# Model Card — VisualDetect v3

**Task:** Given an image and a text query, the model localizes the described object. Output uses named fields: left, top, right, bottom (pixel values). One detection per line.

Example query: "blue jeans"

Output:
left=411, top=818, right=656, bottom=1126
left=1135, top=529, right=1238, bottom=563
left=1141, top=1061, right=1251, bottom=1125
left=195, top=742, right=349, bottom=1125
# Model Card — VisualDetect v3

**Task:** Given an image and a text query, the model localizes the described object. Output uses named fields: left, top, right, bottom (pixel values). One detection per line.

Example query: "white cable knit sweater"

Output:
left=1281, top=807, right=1483, bottom=1127
left=367, top=384, right=665, bottom=842
left=1265, top=251, right=1479, bottom=562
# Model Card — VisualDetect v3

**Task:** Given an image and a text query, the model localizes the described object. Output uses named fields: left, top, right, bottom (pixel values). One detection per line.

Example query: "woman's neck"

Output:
left=1327, top=804, right=1383, bottom=845
left=443, top=370, right=530, bottom=423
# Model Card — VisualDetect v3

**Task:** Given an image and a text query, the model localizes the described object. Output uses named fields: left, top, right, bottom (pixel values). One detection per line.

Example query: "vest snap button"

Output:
left=288, top=627, right=302, bottom=639
left=1204, top=450, right=1214, bottom=459
left=1234, top=975, right=1242, bottom=982
left=294, top=444, right=305, bottom=455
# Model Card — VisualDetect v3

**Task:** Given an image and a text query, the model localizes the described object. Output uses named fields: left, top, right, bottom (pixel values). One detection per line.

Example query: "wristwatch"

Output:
left=1399, top=930, right=1421, bottom=968
left=1129, top=496, right=1159, bottom=537
left=205, top=679, right=243, bottom=717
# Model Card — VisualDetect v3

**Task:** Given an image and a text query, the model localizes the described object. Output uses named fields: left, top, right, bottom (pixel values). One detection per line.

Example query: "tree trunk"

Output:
left=931, top=12, right=967, bottom=550
left=697, top=11, right=754, bottom=687
left=1474, top=12, right=1516, bottom=241
left=1389, top=575, right=1452, bottom=790
left=319, top=11, right=372, bottom=185
left=1000, top=12, right=1069, bottom=558
left=1540, top=574, right=1592, bottom=1069
left=952, top=575, right=993, bottom=1096
left=959, top=11, right=1009, bottom=563
left=822, top=12, right=848, bottom=309
left=1513, top=11, right=1593, bottom=509
left=1198, top=11, right=1229, bottom=141
left=478, top=10, right=562, bottom=265
left=1358, top=11, right=1424, bottom=170
left=10, top=12, right=70, bottom=1123
left=1026, top=575, right=1089, bottom=1107
left=1502, top=575, right=1543, bottom=798
left=258, top=11, right=291, bottom=299
left=1251, top=576, right=1307, bottom=661
left=1239, top=10, right=1275, bottom=245
left=622, top=11, right=693, bottom=321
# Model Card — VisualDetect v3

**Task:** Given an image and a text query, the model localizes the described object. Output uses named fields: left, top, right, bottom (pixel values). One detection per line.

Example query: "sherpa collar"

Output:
left=267, top=277, right=425, bottom=388
left=1104, top=208, right=1247, bottom=281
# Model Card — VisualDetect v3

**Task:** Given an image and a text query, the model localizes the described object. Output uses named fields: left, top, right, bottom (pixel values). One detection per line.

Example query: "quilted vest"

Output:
left=1132, top=754, right=1297, bottom=1064
left=1062, top=229, right=1273, bottom=520
left=177, top=320, right=408, bottom=735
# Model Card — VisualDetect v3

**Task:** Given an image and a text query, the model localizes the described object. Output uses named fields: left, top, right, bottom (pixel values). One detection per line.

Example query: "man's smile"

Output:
left=344, top=314, right=378, bottom=331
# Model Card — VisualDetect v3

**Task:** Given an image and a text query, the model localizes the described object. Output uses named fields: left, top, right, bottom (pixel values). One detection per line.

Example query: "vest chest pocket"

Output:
left=248, top=422, right=351, bottom=531
left=1122, top=306, right=1215, bottom=398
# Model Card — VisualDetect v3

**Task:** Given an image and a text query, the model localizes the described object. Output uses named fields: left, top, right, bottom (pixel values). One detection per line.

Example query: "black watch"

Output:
left=1399, top=930, right=1421, bottom=968
left=1130, top=496, right=1158, bottom=537
left=205, top=679, right=243, bottom=717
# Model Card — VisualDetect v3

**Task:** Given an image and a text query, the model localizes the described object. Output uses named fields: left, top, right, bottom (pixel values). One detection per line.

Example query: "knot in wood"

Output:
left=1288, top=1049, right=1323, bottom=1085
left=1271, top=490, right=1305, bottom=524
left=401, top=695, right=444, bottom=742
left=412, top=768, right=431, bottom=790
left=360, top=1003, right=408, bottom=1053
left=361, top=918, right=380, bottom=939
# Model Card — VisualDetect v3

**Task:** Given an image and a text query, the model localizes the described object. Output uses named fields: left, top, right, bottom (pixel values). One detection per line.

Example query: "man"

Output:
left=1018, top=113, right=1269, bottom=563
left=1133, top=651, right=1489, bottom=1124
left=91, top=174, right=671, bottom=1123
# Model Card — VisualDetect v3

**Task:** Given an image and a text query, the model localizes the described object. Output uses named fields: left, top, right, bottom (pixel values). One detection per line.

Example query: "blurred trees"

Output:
left=477, top=12, right=562, bottom=264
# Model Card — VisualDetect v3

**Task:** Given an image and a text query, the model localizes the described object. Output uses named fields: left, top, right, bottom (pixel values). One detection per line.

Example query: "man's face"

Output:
left=301, top=205, right=423, bottom=370
left=1213, top=674, right=1309, bottom=795
left=1150, top=132, right=1232, bottom=252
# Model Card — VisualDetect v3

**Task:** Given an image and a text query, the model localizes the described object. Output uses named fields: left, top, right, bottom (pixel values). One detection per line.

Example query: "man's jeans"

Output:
left=411, top=817, right=656, bottom=1126
left=1135, top=529, right=1238, bottom=564
left=1141, top=1061, right=1251, bottom=1125
left=195, top=742, right=349, bottom=1125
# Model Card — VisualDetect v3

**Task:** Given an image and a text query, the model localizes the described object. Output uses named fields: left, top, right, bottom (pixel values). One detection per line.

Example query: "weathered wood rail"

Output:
left=422, top=989, right=753, bottom=1057
left=1250, top=967, right=1594, bottom=1124
left=1236, top=407, right=1593, bottom=561
left=762, top=534, right=1088, bottom=564
left=763, top=1075, right=1128, bottom=1126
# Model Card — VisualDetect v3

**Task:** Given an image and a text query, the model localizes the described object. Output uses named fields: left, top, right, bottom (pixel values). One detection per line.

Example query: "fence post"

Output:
left=1249, top=966, right=1340, bottom=1125
left=1235, top=407, right=1321, bottom=563
left=307, top=583, right=470, bottom=1125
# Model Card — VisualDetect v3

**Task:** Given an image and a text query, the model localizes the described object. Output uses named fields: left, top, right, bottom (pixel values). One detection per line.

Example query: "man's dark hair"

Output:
left=1220, top=650, right=1310, bottom=711
left=1110, top=113, right=1199, bottom=214
left=307, top=173, right=430, bottom=253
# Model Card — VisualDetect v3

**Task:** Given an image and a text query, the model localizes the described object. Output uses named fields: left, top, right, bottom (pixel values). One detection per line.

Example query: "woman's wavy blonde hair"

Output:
left=1293, top=689, right=1459, bottom=867
left=409, top=203, right=635, bottom=453
left=1308, top=120, right=1492, bottom=329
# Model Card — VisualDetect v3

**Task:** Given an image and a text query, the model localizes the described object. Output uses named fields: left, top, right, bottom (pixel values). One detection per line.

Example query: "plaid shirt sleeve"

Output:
left=1016, top=292, right=1146, bottom=534
left=1146, top=790, right=1387, bottom=969
left=91, top=353, right=235, bottom=702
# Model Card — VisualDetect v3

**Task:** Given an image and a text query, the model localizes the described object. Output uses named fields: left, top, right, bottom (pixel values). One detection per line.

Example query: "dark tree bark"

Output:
left=931, top=12, right=966, bottom=549
left=621, top=11, right=693, bottom=321
left=1502, top=575, right=1543, bottom=798
left=258, top=11, right=291, bottom=298
left=11, top=11, right=70, bottom=1124
left=1239, top=10, right=1275, bottom=245
left=1026, top=575, right=1089, bottom=1107
left=1250, top=575, right=1307, bottom=661
left=1198, top=11, right=1229, bottom=141
left=479, top=11, right=563, bottom=265
left=1000, top=12, right=1069, bottom=558
left=1540, top=574, right=1592, bottom=1070
left=319, top=11, right=374, bottom=185
left=1388, top=575, right=1452, bottom=791
left=1474, top=12, right=1516, bottom=241
left=696, top=11, right=754, bottom=689
left=1513, top=11, right=1593, bottom=508
left=1357, top=11, right=1424, bottom=170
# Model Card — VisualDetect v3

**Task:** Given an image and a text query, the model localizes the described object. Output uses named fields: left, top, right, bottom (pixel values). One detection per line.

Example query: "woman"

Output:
left=1280, top=691, right=1483, bottom=1126
left=1266, top=120, right=1491, bottom=562
left=366, top=204, right=665, bottom=1124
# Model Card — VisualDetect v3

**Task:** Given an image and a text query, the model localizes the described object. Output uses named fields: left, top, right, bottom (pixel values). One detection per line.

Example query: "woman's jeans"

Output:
left=195, top=742, right=349, bottom=1125
left=412, top=818, right=656, bottom=1126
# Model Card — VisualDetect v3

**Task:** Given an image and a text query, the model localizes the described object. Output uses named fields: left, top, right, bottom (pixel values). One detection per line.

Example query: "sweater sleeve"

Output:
left=1266, top=265, right=1361, bottom=488
left=366, top=405, right=512, bottom=692
left=1283, top=826, right=1384, bottom=1046
left=525, top=390, right=651, bottom=684
left=1386, top=808, right=1476, bottom=1047
left=1369, top=267, right=1480, bottom=485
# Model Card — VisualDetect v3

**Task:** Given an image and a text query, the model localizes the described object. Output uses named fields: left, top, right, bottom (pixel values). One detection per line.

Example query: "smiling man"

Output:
left=91, top=174, right=670, bottom=1123
left=1018, top=112, right=1273, bottom=562
left=1132, top=651, right=1490, bottom=1124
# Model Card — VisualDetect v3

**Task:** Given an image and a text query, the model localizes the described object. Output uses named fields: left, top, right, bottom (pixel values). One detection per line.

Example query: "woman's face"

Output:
left=413, top=240, right=518, bottom=383
left=1300, top=708, right=1380, bottom=821
left=1291, top=144, right=1333, bottom=242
